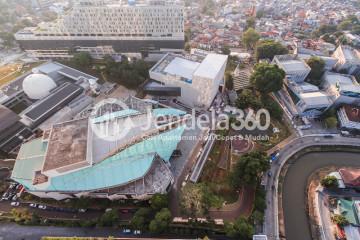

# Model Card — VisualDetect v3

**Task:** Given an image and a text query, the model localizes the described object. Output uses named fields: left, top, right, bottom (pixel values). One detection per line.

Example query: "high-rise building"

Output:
left=16, top=0, right=185, bottom=59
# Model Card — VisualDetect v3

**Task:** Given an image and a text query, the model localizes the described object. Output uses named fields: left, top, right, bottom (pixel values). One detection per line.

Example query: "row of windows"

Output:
left=34, top=33, right=176, bottom=37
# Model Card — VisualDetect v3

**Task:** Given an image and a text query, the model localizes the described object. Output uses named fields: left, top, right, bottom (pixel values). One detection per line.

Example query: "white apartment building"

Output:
left=16, top=0, right=185, bottom=59
left=149, top=53, right=228, bottom=108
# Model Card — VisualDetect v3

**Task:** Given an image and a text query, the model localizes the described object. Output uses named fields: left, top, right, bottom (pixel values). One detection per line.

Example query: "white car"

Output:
left=10, top=202, right=20, bottom=207
left=38, top=205, right=47, bottom=210
left=134, top=230, right=141, bottom=235
left=78, top=209, right=87, bottom=213
left=29, top=203, right=38, bottom=208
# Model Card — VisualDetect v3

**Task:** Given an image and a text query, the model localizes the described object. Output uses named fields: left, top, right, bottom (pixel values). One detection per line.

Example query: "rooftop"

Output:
left=343, top=106, right=360, bottom=123
left=42, top=118, right=89, bottom=173
left=339, top=168, right=360, bottom=187
left=299, top=92, right=332, bottom=106
left=274, top=55, right=311, bottom=72
left=0, top=106, right=20, bottom=133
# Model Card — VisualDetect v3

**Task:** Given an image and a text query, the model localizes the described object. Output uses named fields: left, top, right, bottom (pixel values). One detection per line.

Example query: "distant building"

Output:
left=0, top=62, right=99, bottom=152
left=149, top=52, right=228, bottom=108
left=272, top=55, right=311, bottom=83
left=11, top=97, right=187, bottom=200
left=16, top=0, right=184, bottom=59
left=333, top=45, right=360, bottom=76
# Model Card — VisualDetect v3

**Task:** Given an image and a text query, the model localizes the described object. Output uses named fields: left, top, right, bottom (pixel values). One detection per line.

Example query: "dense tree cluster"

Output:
left=250, top=63, right=285, bottom=94
left=242, top=28, right=260, bottom=50
left=306, top=56, right=325, bottom=86
left=229, top=151, right=270, bottom=188
left=255, top=40, right=289, bottom=61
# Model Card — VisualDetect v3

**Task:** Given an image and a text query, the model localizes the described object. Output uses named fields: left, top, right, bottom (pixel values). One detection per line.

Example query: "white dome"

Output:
left=22, top=73, right=57, bottom=100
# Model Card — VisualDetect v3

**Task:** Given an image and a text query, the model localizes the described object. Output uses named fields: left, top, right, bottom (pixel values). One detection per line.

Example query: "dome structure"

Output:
left=22, top=73, right=57, bottom=100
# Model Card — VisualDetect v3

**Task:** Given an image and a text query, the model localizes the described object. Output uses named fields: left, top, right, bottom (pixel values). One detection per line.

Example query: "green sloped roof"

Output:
left=17, top=138, right=47, bottom=159
left=339, top=199, right=358, bottom=225
left=11, top=139, right=47, bottom=186
left=12, top=108, right=186, bottom=192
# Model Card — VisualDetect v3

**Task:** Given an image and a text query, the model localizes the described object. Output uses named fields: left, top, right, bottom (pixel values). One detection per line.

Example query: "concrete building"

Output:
left=333, top=45, right=360, bottom=76
left=0, top=62, right=99, bottom=152
left=11, top=97, right=187, bottom=200
left=296, top=92, right=332, bottom=117
left=322, top=71, right=360, bottom=107
left=15, top=0, right=184, bottom=59
left=149, top=52, right=228, bottom=108
left=338, top=105, right=360, bottom=131
left=272, top=55, right=311, bottom=83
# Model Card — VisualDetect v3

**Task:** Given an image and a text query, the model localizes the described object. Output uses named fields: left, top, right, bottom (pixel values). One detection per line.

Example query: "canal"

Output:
left=282, top=151, right=360, bottom=240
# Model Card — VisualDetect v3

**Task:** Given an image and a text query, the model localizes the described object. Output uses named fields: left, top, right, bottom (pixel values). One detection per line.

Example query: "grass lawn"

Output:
left=0, top=62, right=45, bottom=87
left=200, top=140, right=238, bottom=205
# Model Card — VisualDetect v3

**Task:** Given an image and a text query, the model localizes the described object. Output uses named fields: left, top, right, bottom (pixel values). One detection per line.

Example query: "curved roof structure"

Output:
left=22, top=73, right=57, bottom=100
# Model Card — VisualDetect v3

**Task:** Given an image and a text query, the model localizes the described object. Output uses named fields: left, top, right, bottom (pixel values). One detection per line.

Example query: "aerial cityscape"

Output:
left=0, top=0, right=360, bottom=239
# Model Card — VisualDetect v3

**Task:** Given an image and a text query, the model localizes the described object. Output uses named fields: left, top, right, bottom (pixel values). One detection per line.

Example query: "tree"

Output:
left=225, top=72, right=234, bottom=90
left=306, top=56, right=325, bottom=86
left=242, top=28, right=260, bottom=50
left=149, top=208, right=172, bottom=234
left=221, top=46, right=231, bottom=55
left=255, top=40, right=288, bottom=61
left=331, top=214, right=349, bottom=227
left=71, top=52, right=93, bottom=68
left=98, top=210, right=119, bottom=227
left=261, top=95, right=283, bottom=120
left=229, top=151, right=270, bottom=188
left=245, top=17, right=256, bottom=30
left=180, top=183, right=210, bottom=217
left=251, top=63, right=285, bottom=93
left=131, top=208, right=153, bottom=231
left=337, top=20, right=353, bottom=31
left=225, top=217, right=254, bottom=239
left=325, top=117, right=338, bottom=129
left=11, top=208, right=32, bottom=224
left=321, top=176, right=339, bottom=189
left=235, top=89, right=262, bottom=110
left=150, top=194, right=168, bottom=211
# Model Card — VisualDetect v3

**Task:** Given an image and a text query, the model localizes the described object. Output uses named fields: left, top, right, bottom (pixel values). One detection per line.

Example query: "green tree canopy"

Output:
left=98, top=210, right=119, bottom=227
left=242, top=28, right=260, bottom=50
left=229, top=151, right=270, bottom=188
left=149, top=208, right=172, bottom=234
left=251, top=63, right=285, bottom=93
left=235, top=89, right=262, bottom=110
left=71, top=52, right=93, bottom=68
left=225, top=72, right=234, bottom=90
left=331, top=214, right=349, bottom=227
left=225, top=217, right=254, bottom=239
left=131, top=208, right=153, bottom=231
left=255, top=40, right=288, bottom=61
left=306, top=56, right=325, bottom=86
left=150, top=194, right=169, bottom=211
left=321, top=176, right=339, bottom=189
left=325, top=117, right=338, bottom=129
left=245, top=17, right=256, bottom=30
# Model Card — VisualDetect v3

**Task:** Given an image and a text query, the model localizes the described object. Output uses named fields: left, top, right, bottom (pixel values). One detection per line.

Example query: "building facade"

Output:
left=16, top=0, right=185, bottom=59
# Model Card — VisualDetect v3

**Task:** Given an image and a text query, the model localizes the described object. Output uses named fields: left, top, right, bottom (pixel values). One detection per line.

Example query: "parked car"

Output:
left=120, top=209, right=129, bottom=214
left=78, top=209, right=87, bottom=213
left=134, top=230, right=141, bottom=235
left=122, top=229, right=131, bottom=234
left=10, top=202, right=20, bottom=207
left=29, top=203, right=38, bottom=208
left=38, top=205, right=47, bottom=210
left=11, top=195, right=18, bottom=201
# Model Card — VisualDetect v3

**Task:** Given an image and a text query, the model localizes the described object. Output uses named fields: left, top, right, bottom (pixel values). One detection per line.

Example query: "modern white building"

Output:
left=149, top=53, right=228, bottom=108
left=333, top=45, right=360, bottom=75
left=296, top=92, right=332, bottom=117
left=322, top=71, right=360, bottom=107
left=272, top=55, right=311, bottom=83
left=16, top=0, right=185, bottom=59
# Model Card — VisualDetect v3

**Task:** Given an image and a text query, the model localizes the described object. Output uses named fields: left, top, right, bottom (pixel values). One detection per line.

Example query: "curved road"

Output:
left=264, top=135, right=360, bottom=240
left=282, top=151, right=360, bottom=240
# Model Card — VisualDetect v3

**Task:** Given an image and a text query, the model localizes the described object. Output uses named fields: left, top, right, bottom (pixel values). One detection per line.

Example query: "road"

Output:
left=264, top=134, right=360, bottom=240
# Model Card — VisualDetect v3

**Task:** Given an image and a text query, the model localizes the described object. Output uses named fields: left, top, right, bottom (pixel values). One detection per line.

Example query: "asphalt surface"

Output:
left=282, top=151, right=360, bottom=240
left=264, top=135, right=360, bottom=240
